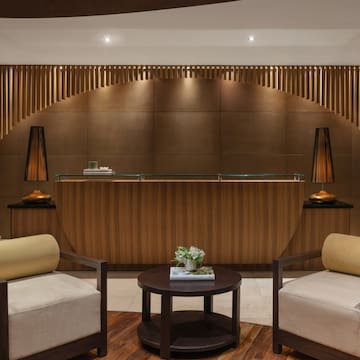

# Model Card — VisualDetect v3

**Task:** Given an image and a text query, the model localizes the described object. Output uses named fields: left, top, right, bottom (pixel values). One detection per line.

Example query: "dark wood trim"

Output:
left=272, top=258, right=282, bottom=354
left=142, top=290, right=151, bottom=321
left=160, top=295, right=172, bottom=359
left=204, top=295, right=213, bottom=314
left=0, top=280, right=9, bottom=360
left=303, top=200, right=353, bottom=209
left=278, top=330, right=360, bottom=360
left=232, top=288, right=240, bottom=347
left=7, top=201, right=56, bottom=209
left=60, top=251, right=106, bottom=272
left=0, top=0, right=237, bottom=18
left=272, top=249, right=359, bottom=359
left=97, top=260, right=107, bottom=356
left=274, top=249, right=322, bottom=269
left=22, top=334, right=102, bottom=360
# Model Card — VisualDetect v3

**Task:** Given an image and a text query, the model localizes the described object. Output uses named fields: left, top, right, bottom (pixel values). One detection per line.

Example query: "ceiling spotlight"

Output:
left=248, top=35, right=255, bottom=42
left=104, top=35, right=111, bottom=44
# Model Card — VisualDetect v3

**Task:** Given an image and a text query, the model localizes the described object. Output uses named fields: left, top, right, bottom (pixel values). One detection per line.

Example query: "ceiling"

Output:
left=1, top=0, right=360, bottom=65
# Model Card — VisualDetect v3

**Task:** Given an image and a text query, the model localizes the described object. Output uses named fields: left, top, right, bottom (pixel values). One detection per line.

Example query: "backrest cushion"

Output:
left=0, top=234, right=60, bottom=280
left=322, top=233, right=360, bottom=276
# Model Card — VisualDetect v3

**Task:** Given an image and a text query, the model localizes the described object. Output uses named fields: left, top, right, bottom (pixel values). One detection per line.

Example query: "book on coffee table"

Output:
left=170, top=266, right=215, bottom=280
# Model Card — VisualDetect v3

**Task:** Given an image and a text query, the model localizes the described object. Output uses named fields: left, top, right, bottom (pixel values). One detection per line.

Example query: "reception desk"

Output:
left=51, top=174, right=305, bottom=267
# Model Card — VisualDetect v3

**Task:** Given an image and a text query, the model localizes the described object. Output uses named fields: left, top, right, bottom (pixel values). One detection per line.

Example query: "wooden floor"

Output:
left=73, top=312, right=314, bottom=360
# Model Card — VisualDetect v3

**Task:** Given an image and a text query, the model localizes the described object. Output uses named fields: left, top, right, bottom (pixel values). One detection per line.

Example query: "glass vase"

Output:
left=184, top=259, right=197, bottom=271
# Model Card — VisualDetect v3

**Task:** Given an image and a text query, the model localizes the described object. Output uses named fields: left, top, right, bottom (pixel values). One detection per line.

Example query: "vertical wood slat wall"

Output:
left=1, top=65, right=360, bottom=139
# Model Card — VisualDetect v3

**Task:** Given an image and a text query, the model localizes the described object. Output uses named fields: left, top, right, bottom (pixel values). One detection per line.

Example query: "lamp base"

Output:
left=309, top=190, right=336, bottom=203
left=22, top=189, right=51, bottom=203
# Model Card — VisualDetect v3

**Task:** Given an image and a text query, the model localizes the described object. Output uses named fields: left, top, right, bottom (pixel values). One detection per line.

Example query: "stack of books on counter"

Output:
left=83, top=167, right=114, bottom=175
left=170, top=266, right=215, bottom=280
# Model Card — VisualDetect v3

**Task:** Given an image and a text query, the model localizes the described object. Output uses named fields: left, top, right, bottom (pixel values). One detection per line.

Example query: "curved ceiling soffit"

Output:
left=0, top=0, right=237, bottom=18
left=0, top=65, right=358, bottom=139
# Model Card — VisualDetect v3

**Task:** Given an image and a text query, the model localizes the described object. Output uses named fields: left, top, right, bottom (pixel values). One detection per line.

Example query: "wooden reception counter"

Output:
left=50, top=174, right=307, bottom=267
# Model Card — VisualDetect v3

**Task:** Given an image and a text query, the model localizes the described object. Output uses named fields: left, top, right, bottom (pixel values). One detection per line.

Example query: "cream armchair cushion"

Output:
left=0, top=234, right=107, bottom=360
left=8, top=272, right=100, bottom=360
left=322, top=233, right=360, bottom=276
left=273, top=233, right=360, bottom=359
left=0, top=234, right=59, bottom=280
left=279, top=270, right=360, bottom=357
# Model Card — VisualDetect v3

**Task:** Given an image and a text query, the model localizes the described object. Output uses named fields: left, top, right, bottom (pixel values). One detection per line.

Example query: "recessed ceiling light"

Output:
left=104, top=35, right=111, bottom=44
left=248, top=35, right=255, bottom=42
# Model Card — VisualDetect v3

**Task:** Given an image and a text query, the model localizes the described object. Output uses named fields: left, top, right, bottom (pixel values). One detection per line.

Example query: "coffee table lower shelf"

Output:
left=137, top=310, right=236, bottom=353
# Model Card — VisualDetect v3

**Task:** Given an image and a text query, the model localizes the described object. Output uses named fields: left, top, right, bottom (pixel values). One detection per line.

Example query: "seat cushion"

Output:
left=279, top=270, right=360, bottom=357
left=8, top=272, right=100, bottom=360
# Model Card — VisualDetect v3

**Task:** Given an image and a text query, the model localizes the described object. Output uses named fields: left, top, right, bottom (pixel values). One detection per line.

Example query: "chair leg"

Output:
left=272, top=322, right=282, bottom=354
left=97, top=345, right=107, bottom=357
left=0, top=281, right=9, bottom=360
left=273, top=342, right=283, bottom=354
left=272, top=259, right=283, bottom=355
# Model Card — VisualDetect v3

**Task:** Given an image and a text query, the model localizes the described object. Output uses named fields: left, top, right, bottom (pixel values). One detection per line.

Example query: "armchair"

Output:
left=273, top=233, right=360, bottom=360
left=0, top=234, right=107, bottom=360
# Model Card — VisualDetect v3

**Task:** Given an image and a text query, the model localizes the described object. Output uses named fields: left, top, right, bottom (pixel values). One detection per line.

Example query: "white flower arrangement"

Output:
left=173, top=245, right=205, bottom=265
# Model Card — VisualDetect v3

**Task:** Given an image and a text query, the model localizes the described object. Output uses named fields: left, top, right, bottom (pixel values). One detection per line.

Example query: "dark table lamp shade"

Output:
left=23, top=126, right=51, bottom=202
left=24, top=126, right=48, bottom=181
left=311, top=127, right=335, bottom=184
left=309, top=127, right=336, bottom=203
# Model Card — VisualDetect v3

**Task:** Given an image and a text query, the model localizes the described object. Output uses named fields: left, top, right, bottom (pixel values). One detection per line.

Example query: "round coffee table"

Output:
left=137, top=265, right=242, bottom=359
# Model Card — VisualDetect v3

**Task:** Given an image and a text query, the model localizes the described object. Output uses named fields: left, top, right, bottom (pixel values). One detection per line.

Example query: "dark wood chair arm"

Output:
left=60, top=251, right=107, bottom=294
left=273, top=249, right=322, bottom=268
left=60, top=251, right=106, bottom=271
left=273, top=249, right=321, bottom=292
left=0, top=280, right=9, bottom=359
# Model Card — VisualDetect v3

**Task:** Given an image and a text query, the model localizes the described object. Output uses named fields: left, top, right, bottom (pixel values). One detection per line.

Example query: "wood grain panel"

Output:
left=10, top=208, right=58, bottom=238
left=2, top=65, right=360, bottom=140
left=54, top=180, right=304, bottom=266
left=9, top=206, right=79, bottom=269
left=283, top=207, right=352, bottom=270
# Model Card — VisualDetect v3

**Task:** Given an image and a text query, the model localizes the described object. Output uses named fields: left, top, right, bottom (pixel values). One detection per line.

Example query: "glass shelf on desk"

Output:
left=55, top=173, right=304, bottom=182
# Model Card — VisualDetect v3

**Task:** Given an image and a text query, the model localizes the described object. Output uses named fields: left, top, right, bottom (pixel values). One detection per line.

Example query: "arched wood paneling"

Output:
left=1, top=65, right=359, bottom=139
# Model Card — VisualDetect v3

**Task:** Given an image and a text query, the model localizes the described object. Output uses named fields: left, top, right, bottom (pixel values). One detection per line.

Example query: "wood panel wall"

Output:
left=54, top=180, right=304, bottom=266
left=283, top=207, right=352, bottom=270
left=10, top=208, right=59, bottom=238
left=1, top=65, right=359, bottom=139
